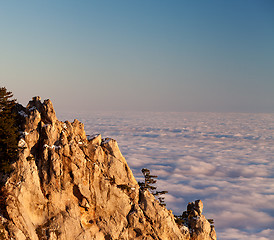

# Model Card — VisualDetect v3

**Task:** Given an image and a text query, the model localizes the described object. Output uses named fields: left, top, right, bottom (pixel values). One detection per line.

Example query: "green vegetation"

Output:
left=207, top=218, right=215, bottom=227
left=117, top=184, right=132, bottom=191
left=138, top=168, right=168, bottom=206
left=0, top=87, right=19, bottom=173
left=174, top=214, right=186, bottom=226
left=138, top=168, right=157, bottom=191
left=154, top=190, right=168, bottom=207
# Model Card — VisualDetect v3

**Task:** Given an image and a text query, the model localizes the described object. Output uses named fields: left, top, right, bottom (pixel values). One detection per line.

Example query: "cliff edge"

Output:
left=0, top=97, right=216, bottom=240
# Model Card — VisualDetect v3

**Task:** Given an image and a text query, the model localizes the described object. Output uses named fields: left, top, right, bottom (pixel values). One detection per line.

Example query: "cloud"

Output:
left=220, top=228, right=274, bottom=240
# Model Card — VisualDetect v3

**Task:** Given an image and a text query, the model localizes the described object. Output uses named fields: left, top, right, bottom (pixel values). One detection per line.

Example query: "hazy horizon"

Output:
left=14, top=97, right=274, bottom=115
left=1, top=0, right=274, bottom=113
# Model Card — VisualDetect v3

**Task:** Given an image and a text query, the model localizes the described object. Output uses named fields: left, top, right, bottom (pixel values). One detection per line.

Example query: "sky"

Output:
left=1, top=0, right=274, bottom=113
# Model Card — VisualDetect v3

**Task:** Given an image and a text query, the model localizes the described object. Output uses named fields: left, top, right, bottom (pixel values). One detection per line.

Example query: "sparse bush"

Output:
left=0, top=87, right=19, bottom=173
left=207, top=218, right=215, bottom=227
left=108, top=176, right=116, bottom=185
left=117, top=184, right=131, bottom=191
left=174, top=215, right=186, bottom=226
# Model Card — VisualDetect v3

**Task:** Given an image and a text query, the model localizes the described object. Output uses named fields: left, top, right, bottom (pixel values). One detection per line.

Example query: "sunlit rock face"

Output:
left=0, top=97, right=216, bottom=240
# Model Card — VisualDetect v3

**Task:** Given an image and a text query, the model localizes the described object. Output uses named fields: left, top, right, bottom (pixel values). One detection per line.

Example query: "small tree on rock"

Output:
left=138, top=168, right=158, bottom=191
left=138, top=168, right=168, bottom=207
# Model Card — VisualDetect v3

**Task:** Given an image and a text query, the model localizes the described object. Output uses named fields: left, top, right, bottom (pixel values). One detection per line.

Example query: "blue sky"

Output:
left=1, top=0, right=273, bottom=112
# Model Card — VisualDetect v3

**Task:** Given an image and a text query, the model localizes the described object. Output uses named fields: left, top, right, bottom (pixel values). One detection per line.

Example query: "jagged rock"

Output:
left=0, top=97, right=217, bottom=240
left=182, top=200, right=217, bottom=240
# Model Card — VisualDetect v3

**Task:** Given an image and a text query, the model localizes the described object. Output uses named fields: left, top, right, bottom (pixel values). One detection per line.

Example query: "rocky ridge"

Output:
left=0, top=97, right=216, bottom=240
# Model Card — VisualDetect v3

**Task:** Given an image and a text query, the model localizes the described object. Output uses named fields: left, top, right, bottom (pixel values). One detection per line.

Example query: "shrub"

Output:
left=0, top=87, right=19, bottom=173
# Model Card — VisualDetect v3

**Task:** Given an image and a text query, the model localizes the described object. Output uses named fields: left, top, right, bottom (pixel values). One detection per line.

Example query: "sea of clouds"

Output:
left=58, top=111, right=274, bottom=240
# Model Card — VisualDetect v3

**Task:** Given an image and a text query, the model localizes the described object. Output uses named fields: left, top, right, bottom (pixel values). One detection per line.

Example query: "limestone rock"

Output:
left=0, top=97, right=217, bottom=240
left=180, top=200, right=217, bottom=240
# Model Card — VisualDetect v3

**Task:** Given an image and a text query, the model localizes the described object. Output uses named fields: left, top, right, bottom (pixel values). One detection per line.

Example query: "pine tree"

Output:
left=0, top=87, right=19, bottom=172
left=138, top=168, right=168, bottom=206
left=138, top=168, right=158, bottom=191
left=154, top=190, right=168, bottom=206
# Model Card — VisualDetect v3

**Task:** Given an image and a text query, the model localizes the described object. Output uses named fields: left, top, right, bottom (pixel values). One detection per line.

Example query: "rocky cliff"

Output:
left=0, top=97, right=216, bottom=240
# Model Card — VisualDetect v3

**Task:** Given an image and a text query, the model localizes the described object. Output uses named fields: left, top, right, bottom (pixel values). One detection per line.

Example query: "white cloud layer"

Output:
left=58, top=112, right=274, bottom=240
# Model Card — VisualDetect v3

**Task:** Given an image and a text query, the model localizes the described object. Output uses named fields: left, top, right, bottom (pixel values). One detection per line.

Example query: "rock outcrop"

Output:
left=183, top=200, right=216, bottom=240
left=0, top=97, right=217, bottom=240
